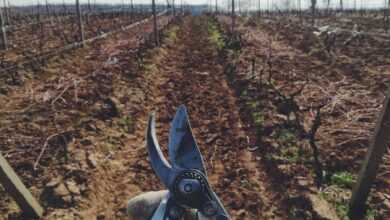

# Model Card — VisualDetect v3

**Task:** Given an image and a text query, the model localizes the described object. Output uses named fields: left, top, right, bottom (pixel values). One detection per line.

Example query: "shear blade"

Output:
left=169, top=105, right=206, bottom=175
left=146, top=113, right=173, bottom=187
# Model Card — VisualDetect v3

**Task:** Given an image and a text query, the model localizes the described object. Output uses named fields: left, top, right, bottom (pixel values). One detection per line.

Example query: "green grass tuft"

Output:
left=251, top=111, right=264, bottom=127
left=208, top=22, right=225, bottom=50
left=166, top=25, right=180, bottom=42
left=331, top=172, right=356, bottom=189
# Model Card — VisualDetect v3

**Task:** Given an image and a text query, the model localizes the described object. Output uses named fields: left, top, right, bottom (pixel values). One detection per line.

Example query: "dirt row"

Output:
left=134, top=16, right=289, bottom=219
left=0, top=14, right=289, bottom=220
left=1, top=13, right=149, bottom=68
left=2, top=13, right=388, bottom=220
left=217, top=15, right=389, bottom=219
left=0, top=14, right=172, bottom=219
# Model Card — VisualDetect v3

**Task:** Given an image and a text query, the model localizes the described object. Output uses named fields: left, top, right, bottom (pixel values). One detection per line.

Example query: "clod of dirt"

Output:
left=86, top=153, right=98, bottom=169
left=287, top=194, right=339, bottom=220
left=65, top=180, right=81, bottom=196
left=92, top=97, right=122, bottom=120
left=0, top=86, right=9, bottom=95
left=307, top=194, right=340, bottom=220
left=42, top=180, right=73, bottom=208
left=42, top=178, right=83, bottom=209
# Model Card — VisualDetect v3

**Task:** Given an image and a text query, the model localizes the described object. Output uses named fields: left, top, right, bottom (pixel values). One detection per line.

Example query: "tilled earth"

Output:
left=0, top=15, right=174, bottom=220
left=1, top=14, right=388, bottom=220
left=135, top=17, right=288, bottom=219
left=217, top=15, right=389, bottom=219
left=0, top=15, right=289, bottom=220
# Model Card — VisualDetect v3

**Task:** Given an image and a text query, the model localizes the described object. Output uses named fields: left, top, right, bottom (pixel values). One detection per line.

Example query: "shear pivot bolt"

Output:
left=178, top=178, right=201, bottom=196
left=184, top=184, right=193, bottom=193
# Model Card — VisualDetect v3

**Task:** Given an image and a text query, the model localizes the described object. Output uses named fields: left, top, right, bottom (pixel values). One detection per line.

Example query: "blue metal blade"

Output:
left=168, top=105, right=206, bottom=175
left=151, top=194, right=169, bottom=220
left=146, top=114, right=173, bottom=187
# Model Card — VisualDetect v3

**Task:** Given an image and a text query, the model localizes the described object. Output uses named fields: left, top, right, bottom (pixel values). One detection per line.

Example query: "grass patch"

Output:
left=321, top=191, right=378, bottom=220
left=277, top=129, right=296, bottom=142
left=142, top=62, right=157, bottom=73
left=208, top=21, right=225, bottom=50
left=330, top=171, right=356, bottom=189
left=320, top=171, right=377, bottom=220
left=251, top=111, right=264, bottom=127
left=246, top=100, right=259, bottom=109
left=165, top=25, right=180, bottom=43
left=280, top=145, right=300, bottom=163
left=271, top=129, right=304, bottom=163
left=118, top=116, right=134, bottom=133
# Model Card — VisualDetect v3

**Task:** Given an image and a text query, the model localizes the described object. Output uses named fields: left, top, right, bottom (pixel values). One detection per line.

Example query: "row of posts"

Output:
left=0, top=0, right=163, bottom=51
left=0, top=4, right=6, bottom=50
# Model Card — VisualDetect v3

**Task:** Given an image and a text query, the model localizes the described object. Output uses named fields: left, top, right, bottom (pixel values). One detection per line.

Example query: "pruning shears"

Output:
left=146, top=105, right=231, bottom=220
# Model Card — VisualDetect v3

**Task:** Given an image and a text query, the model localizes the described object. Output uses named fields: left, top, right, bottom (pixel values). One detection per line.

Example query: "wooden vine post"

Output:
left=298, top=0, right=302, bottom=23
left=173, top=0, right=176, bottom=16
left=45, top=0, right=50, bottom=16
left=385, top=0, right=390, bottom=33
left=2, top=0, right=9, bottom=25
left=349, top=92, right=390, bottom=219
left=231, top=0, right=235, bottom=33
left=311, top=0, right=317, bottom=26
left=0, top=153, right=43, bottom=218
left=152, top=0, right=159, bottom=46
left=0, top=5, right=7, bottom=50
left=88, top=0, right=92, bottom=12
left=76, top=0, right=85, bottom=46
left=388, top=0, right=390, bottom=32
left=131, top=0, right=134, bottom=16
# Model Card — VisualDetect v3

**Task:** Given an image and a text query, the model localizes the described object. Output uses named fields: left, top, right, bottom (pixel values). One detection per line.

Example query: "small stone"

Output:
left=237, top=209, right=246, bottom=217
left=308, top=193, right=340, bottom=220
left=297, top=179, right=309, bottom=187
left=66, top=180, right=81, bottom=195
left=277, top=164, right=290, bottom=171
left=54, top=183, right=70, bottom=197
left=87, top=153, right=98, bottom=168
left=62, top=195, right=72, bottom=204
left=85, top=123, right=98, bottom=132
left=46, top=179, right=61, bottom=188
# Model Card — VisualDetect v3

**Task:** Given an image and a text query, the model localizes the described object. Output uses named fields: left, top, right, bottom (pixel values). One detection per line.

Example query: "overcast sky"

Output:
left=6, top=0, right=388, bottom=9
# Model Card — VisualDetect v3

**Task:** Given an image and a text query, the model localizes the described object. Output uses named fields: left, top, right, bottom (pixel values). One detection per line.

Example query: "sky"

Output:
left=5, top=0, right=389, bottom=9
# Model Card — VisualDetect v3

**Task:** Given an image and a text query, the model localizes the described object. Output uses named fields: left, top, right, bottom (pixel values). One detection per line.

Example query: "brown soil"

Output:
left=217, top=15, right=389, bottom=219
left=0, top=15, right=289, bottom=220
left=1, top=13, right=388, bottom=220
